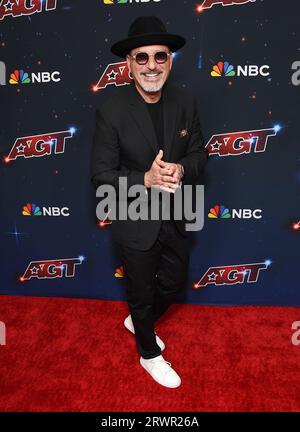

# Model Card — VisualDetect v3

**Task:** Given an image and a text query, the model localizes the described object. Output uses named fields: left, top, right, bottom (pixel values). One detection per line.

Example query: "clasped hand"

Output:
left=144, top=149, right=183, bottom=193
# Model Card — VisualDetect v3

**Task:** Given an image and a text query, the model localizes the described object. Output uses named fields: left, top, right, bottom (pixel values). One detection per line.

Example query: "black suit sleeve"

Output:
left=176, top=96, right=209, bottom=184
left=90, top=107, right=147, bottom=196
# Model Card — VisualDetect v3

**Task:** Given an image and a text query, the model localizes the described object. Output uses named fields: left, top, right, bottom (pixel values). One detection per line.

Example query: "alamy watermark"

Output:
left=95, top=177, right=205, bottom=231
left=0, top=321, right=6, bottom=346
left=291, top=321, right=300, bottom=346
left=291, top=61, right=300, bottom=86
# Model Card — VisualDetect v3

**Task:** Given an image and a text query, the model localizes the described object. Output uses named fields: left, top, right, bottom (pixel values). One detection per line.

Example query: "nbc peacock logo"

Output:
left=9, top=70, right=31, bottom=84
left=208, top=205, right=231, bottom=219
left=103, top=0, right=127, bottom=3
left=22, top=203, right=42, bottom=216
left=211, top=61, right=235, bottom=77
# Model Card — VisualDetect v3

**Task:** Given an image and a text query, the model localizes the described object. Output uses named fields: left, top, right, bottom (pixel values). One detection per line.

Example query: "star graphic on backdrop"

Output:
left=5, top=1, right=13, bottom=11
left=16, top=143, right=26, bottom=153
left=107, top=70, right=118, bottom=80
left=211, top=142, right=222, bottom=151
left=30, top=266, right=39, bottom=275
left=208, top=272, right=218, bottom=281
left=106, top=71, right=119, bottom=81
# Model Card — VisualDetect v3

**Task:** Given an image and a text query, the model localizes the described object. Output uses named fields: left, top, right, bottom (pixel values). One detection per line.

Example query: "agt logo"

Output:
left=291, top=61, right=300, bottom=86
left=19, top=256, right=85, bottom=281
left=93, top=61, right=132, bottom=91
left=197, top=0, right=256, bottom=11
left=193, top=260, right=270, bottom=289
left=22, top=203, right=70, bottom=217
left=0, top=61, right=61, bottom=86
left=0, top=0, right=57, bottom=21
left=3, top=127, right=76, bottom=163
left=206, top=126, right=280, bottom=157
left=103, top=0, right=161, bottom=4
left=211, top=61, right=270, bottom=78
left=208, top=205, right=262, bottom=220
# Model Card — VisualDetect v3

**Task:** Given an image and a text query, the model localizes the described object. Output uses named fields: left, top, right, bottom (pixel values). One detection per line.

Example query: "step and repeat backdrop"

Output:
left=1, top=0, right=299, bottom=305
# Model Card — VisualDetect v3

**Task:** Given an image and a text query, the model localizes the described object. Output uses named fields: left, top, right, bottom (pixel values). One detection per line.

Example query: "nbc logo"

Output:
left=22, top=203, right=70, bottom=217
left=208, top=204, right=262, bottom=220
left=0, top=61, right=61, bottom=86
left=103, top=0, right=161, bottom=4
left=210, top=61, right=270, bottom=78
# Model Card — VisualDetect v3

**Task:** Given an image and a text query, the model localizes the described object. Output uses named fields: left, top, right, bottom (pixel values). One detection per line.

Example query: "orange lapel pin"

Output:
left=179, top=128, right=189, bottom=137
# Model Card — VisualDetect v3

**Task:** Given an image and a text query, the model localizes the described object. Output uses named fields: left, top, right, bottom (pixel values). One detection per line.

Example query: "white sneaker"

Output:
left=140, top=354, right=181, bottom=388
left=124, top=314, right=165, bottom=351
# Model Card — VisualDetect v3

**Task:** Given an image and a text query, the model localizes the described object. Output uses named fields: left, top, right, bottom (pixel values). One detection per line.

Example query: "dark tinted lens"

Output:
left=135, top=53, right=149, bottom=64
left=155, top=52, right=168, bottom=63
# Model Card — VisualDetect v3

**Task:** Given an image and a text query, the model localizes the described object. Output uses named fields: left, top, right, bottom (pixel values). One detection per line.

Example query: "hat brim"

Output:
left=110, top=33, right=186, bottom=59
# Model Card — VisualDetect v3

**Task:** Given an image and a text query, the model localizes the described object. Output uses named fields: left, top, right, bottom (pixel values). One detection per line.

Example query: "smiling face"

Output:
left=126, top=44, right=173, bottom=100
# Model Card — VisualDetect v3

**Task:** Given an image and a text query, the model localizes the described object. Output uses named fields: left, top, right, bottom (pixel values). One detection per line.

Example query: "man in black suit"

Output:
left=91, top=16, right=208, bottom=388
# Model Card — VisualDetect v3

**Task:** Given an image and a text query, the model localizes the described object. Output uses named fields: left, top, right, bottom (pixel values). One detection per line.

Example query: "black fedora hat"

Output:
left=110, top=16, right=186, bottom=59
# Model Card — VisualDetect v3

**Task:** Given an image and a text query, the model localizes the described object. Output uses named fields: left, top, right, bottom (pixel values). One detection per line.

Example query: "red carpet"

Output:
left=0, top=295, right=300, bottom=411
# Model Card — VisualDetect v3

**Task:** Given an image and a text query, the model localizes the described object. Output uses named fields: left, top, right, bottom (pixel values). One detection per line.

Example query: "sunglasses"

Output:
left=128, top=51, right=172, bottom=65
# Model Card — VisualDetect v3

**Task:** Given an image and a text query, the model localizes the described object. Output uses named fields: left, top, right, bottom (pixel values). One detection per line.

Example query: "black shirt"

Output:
left=146, top=96, right=176, bottom=221
left=146, top=97, right=164, bottom=151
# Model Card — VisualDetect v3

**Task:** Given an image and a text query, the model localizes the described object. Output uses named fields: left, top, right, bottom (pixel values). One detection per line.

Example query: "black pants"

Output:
left=119, top=219, right=189, bottom=359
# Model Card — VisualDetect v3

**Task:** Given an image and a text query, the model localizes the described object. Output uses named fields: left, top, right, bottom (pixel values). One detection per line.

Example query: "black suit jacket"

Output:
left=91, top=80, right=208, bottom=250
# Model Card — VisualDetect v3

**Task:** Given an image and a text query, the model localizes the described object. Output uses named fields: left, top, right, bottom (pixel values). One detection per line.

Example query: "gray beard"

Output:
left=139, top=80, right=164, bottom=93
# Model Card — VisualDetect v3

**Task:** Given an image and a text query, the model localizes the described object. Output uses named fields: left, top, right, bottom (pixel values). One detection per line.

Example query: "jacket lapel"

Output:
left=126, top=81, right=178, bottom=161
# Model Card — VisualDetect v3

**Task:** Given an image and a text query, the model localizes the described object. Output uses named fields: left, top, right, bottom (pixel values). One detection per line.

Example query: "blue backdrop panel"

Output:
left=1, top=0, right=299, bottom=305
